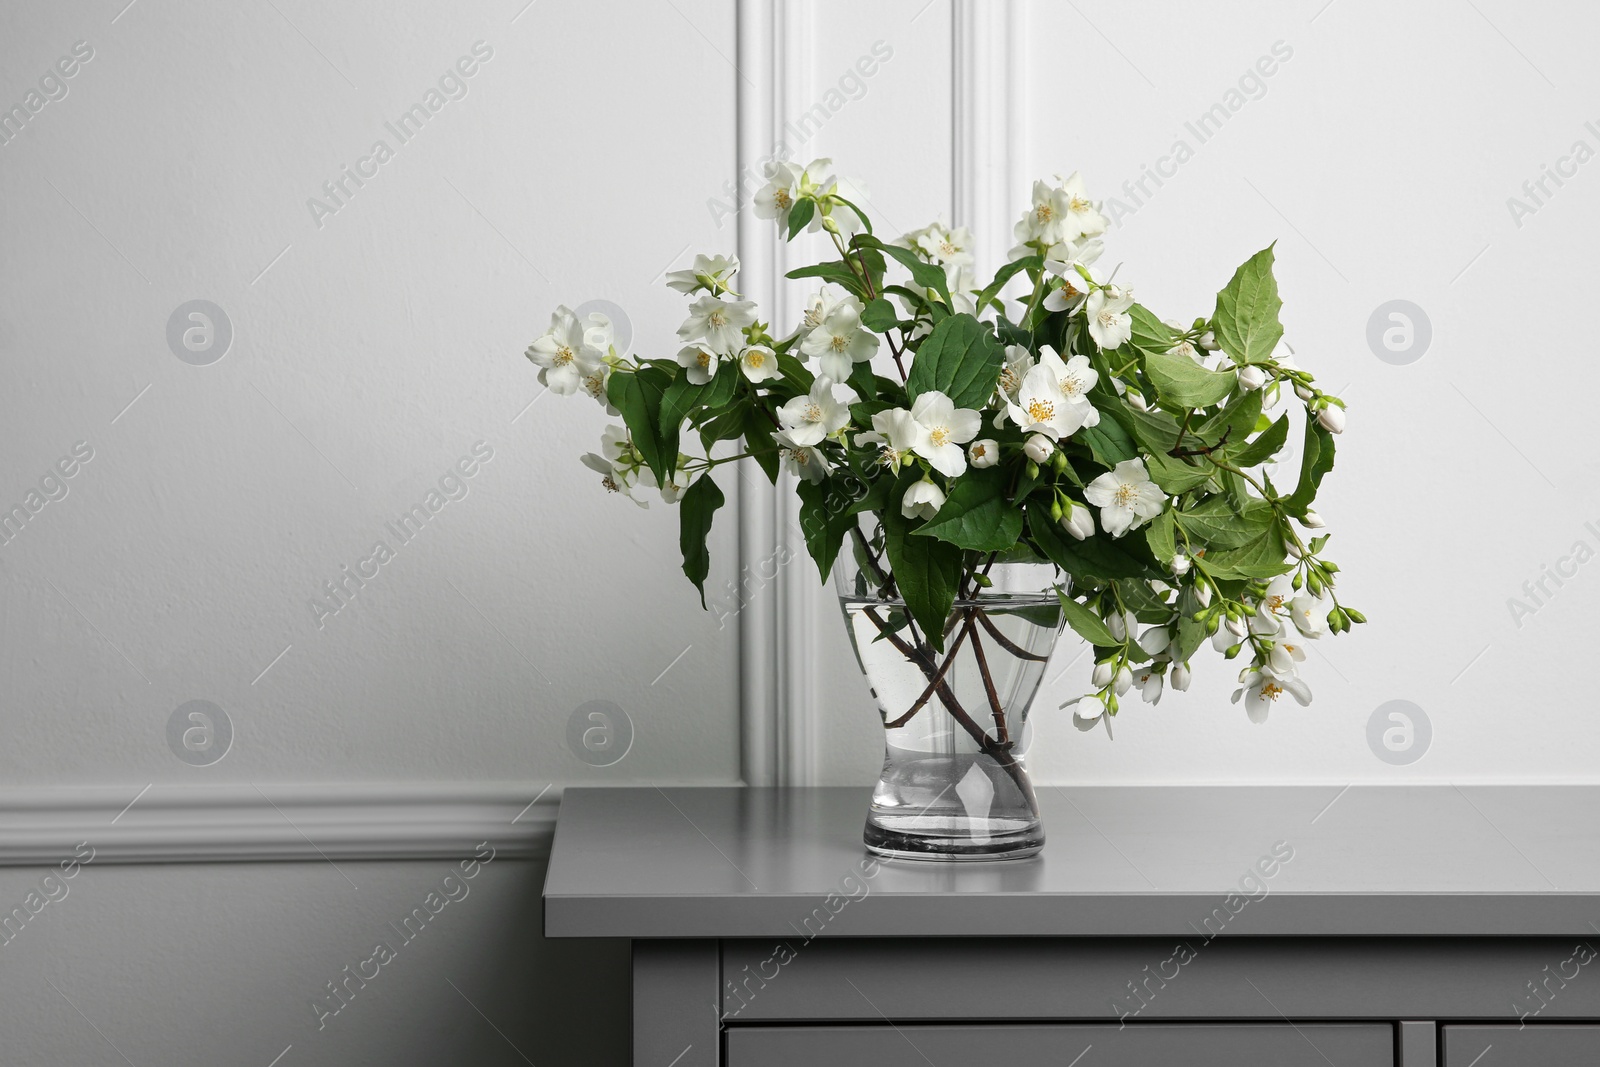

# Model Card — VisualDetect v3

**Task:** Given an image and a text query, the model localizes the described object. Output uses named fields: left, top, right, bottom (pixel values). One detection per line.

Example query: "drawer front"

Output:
left=1445, top=1025, right=1600, bottom=1065
left=727, top=1023, right=1394, bottom=1067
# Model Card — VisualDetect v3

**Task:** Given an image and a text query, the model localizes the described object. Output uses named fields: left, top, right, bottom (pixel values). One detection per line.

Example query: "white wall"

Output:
left=1, top=0, right=737, bottom=1061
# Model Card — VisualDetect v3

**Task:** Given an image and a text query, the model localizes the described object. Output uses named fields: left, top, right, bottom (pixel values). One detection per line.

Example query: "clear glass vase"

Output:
left=835, top=525, right=1065, bottom=861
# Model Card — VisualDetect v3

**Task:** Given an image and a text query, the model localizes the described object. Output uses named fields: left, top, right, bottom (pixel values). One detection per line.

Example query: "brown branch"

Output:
left=974, top=608, right=1051, bottom=662
left=885, top=619, right=970, bottom=729
left=965, top=616, right=1010, bottom=745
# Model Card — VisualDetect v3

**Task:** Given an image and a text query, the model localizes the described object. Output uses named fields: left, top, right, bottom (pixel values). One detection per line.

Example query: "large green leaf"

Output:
left=1144, top=509, right=1177, bottom=562
left=913, top=466, right=1024, bottom=551
left=1127, top=303, right=1174, bottom=355
left=1078, top=418, right=1138, bottom=467
left=662, top=361, right=739, bottom=432
left=796, top=477, right=861, bottom=582
left=1143, top=451, right=1213, bottom=494
left=678, top=475, right=725, bottom=608
left=1056, top=590, right=1119, bottom=648
left=1212, top=244, right=1283, bottom=365
left=883, top=503, right=963, bottom=652
left=1230, top=412, right=1290, bottom=468
left=741, top=406, right=779, bottom=483
left=905, top=313, right=1005, bottom=410
left=606, top=366, right=675, bottom=483
left=976, top=255, right=1041, bottom=312
left=1200, top=524, right=1292, bottom=580
left=859, top=236, right=953, bottom=307
left=1172, top=496, right=1274, bottom=550
left=1027, top=503, right=1155, bottom=581
left=1143, top=348, right=1237, bottom=409
left=1284, top=418, right=1336, bottom=515
left=1191, top=388, right=1262, bottom=451
left=861, top=296, right=899, bottom=332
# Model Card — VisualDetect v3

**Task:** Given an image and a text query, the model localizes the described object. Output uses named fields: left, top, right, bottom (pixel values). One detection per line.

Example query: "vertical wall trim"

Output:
left=951, top=0, right=1026, bottom=272
left=736, top=0, right=818, bottom=786
left=736, top=0, right=780, bottom=787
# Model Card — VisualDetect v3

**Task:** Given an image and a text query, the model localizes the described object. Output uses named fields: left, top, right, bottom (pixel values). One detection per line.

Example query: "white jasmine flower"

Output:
left=777, top=378, right=850, bottom=446
left=665, top=253, right=740, bottom=296
left=1017, top=179, right=1073, bottom=246
left=1112, top=664, right=1133, bottom=695
left=1132, top=662, right=1164, bottom=704
left=1106, top=608, right=1138, bottom=642
left=676, top=344, right=720, bottom=386
left=1042, top=240, right=1103, bottom=313
left=526, top=306, right=604, bottom=395
left=659, top=464, right=695, bottom=504
left=1268, top=638, right=1309, bottom=675
left=1233, top=666, right=1312, bottom=723
left=1057, top=171, right=1108, bottom=240
left=1037, top=346, right=1101, bottom=412
left=739, top=344, right=781, bottom=383
left=1170, top=663, right=1192, bottom=691
left=1138, top=626, right=1170, bottom=656
left=579, top=360, right=617, bottom=413
left=996, top=345, right=1035, bottom=401
left=1238, top=365, right=1268, bottom=391
left=909, top=391, right=982, bottom=478
left=1092, top=661, right=1114, bottom=688
left=1170, top=553, right=1191, bottom=576
left=753, top=161, right=801, bottom=227
left=799, top=301, right=879, bottom=381
left=798, top=289, right=853, bottom=341
left=1007, top=365, right=1096, bottom=440
left=968, top=438, right=1000, bottom=469
left=902, top=477, right=946, bottom=521
left=773, top=428, right=830, bottom=483
left=678, top=295, right=757, bottom=355
left=1085, top=286, right=1135, bottom=350
left=1317, top=405, right=1346, bottom=433
left=1084, top=459, right=1166, bottom=537
left=1126, top=389, right=1150, bottom=413
left=902, top=221, right=975, bottom=269
left=1023, top=433, right=1054, bottom=464
left=855, top=408, right=926, bottom=470
left=1290, top=595, right=1329, bottom=638
left=1060, top=499, right=1095, bottom=540
left=1300, top=508, right=1326, bottom=529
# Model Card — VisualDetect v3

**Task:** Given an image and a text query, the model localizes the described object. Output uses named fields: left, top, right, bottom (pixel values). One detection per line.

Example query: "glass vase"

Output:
left=835, top=525, right=1065, bottom=860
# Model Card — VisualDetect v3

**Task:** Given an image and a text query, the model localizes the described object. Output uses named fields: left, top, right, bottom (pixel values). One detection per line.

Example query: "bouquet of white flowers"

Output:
left=523, top=160, right=1360, bottom=731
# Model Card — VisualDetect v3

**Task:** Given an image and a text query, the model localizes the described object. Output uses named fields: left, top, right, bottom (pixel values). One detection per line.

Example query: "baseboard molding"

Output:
left=0, top=782, right=559, bottom=866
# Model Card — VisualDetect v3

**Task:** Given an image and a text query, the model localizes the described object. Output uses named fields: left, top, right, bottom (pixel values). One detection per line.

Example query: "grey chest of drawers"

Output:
left=543, top=785, right=1600, bottom=1066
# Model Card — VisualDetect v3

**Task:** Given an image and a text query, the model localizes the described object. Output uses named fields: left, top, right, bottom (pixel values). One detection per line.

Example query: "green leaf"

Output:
left=1230, top=412, right=1290, bottom=468
left=606, top=366, right=675, bottom=483
left=1200, top=524, right=1292, bottom=580
left=1127, top=304, right=1174, bottom=355
left=1056, top=590, right=1119, bottom=648
left=976, top=255, right=1041, bottom=312
left=796, top=477, right=860, bottom=583
left=678, top=475, right=725, bottom=608
left=1027, top=502, right=1155, bottom=581
left=786, top=198, right=815, bottom=240
left=1143, top=451, right=1214, bottom=494
left=1078, top=418, right=1138, bottom=467
left=1173, top=496, right=1274, bottom=550
left=1145, top=509, right=1177, bottom=563
left=1173, top=616, right=1207, bottom=664
left=1212, top=244, right=1283, bottom=365
left=1126, top=406, right=1184, bottom=456
left=861, top=296, right=899, bottom=332
left=859, top=236, right=953, bottom=307
left=1284, top=419, right=1336, bottom=515
left=905, top=313, right=1005, bottom=410
left=1191, top=388, right=1262, bottom=450
left=913, top=466, right=1024, bottom=551
left=741, top=406, right=779, bottom=483
left=662, top=361, right=739, bottom=432
left=1143, top=349, right=1237, bottom=409
left=786, top=261, right=861, bottom=291
left=883, top=503, right=963, bottom=652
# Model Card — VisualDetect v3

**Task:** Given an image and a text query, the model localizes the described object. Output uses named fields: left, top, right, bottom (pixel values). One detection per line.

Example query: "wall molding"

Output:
left=736, top=0, right=821, bottom=787
left=0, top=782, right=557, bottom=866
left=953, top=0, right=1027, bottom=270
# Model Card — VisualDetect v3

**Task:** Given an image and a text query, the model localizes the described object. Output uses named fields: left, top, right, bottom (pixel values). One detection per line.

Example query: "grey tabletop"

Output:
left=542, top=785, right=1600, bottom=938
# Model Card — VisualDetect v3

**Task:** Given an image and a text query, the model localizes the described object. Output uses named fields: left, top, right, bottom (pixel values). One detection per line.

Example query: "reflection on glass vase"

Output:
left=835, top=525, right=1065, bottom=861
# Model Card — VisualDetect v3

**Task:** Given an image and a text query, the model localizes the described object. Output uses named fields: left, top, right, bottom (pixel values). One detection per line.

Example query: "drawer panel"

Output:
left=727, top=1023, right=1394, bottom=1067
left=1445, top=1025, right=1600, bottom=1065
